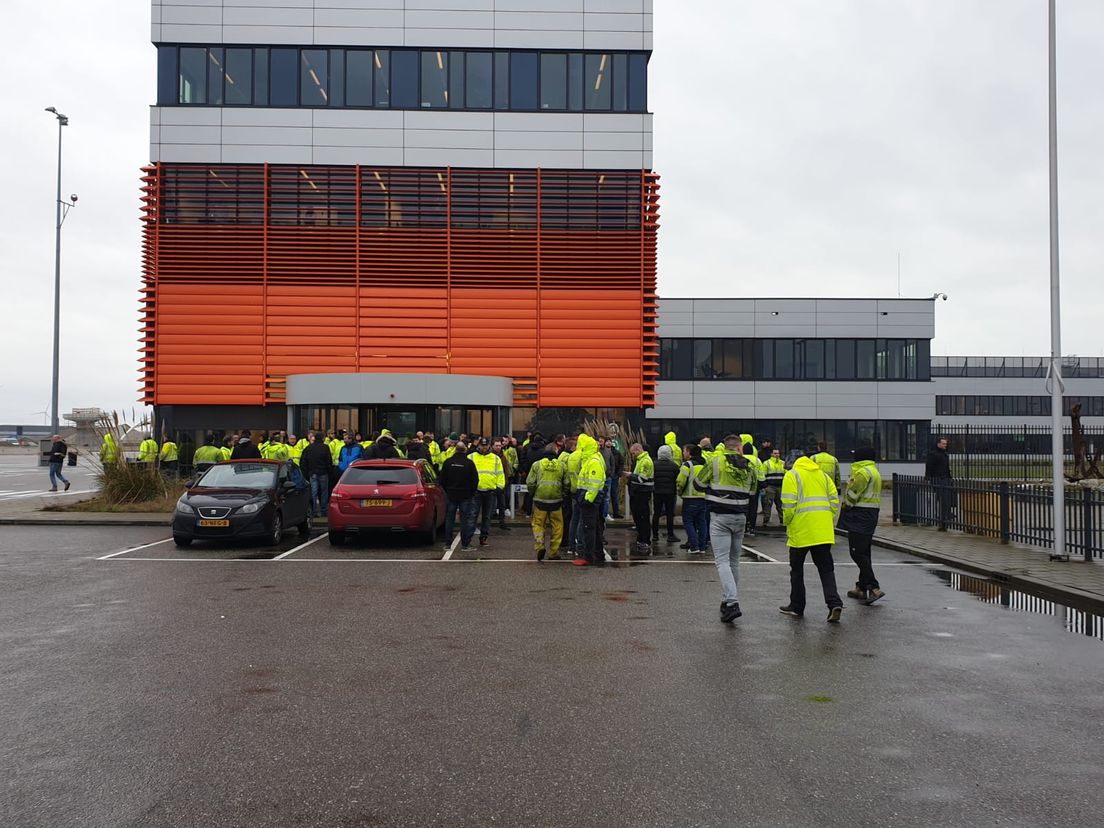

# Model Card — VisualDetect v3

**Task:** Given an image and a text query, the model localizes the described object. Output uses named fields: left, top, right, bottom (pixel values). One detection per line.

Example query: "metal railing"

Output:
left=892, top=473, right=1103, bottom=562
left=935, top=424, right=1104, bottom=480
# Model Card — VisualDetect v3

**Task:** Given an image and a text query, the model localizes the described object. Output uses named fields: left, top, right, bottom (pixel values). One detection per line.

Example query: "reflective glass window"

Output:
left=856, top=340, right=876, bottom=379
left=207, top=48, right=224, bottom=105
left=540, top=53, right=567, bottom=110
left=374, top=50, right=390, bottom=107
left=628, top=52, right=647, bottom=111
left=346, top=50, right=373, bottom=106
left=449, top=51, right=465, bottom=108
left=568, top=53, right=584, bottom=111
left=466, top=52, right=492, bottom=108
left=510, top=52, right=539, bottom=110
left=179, top=47, right=207, bottom=104
left=756, top=340, right=774, bottom=379
left=300, top=50, right=329, bottom=106
left=612, top=53, right=628, bottom=111
left=270, top=48, right=298, bottom=106
left=693, top=340, right=713, bottom=378
left=494, top=53, right=509, bottom=109
left=329, top=49, right=345, bottom=107
left=804, top=339, right=825, bottom=379
left=775, top=339, right=795, bottom=379
left=158, top=47, right=177, bottom=105
left=224, top=48, right=253, bottom=105
left=254, top=48, right=269, bottom=105
left=391, top=50, right=417, bottom=108
left=420, top=50, right=448, bottom=108
left=585, top=53, right=611, bottom=110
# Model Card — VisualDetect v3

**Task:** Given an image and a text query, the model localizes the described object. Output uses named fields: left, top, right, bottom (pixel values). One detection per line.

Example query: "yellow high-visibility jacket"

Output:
left=472, top=450, right=505, bottom=491
left=781, top=457, right=840, bottom=548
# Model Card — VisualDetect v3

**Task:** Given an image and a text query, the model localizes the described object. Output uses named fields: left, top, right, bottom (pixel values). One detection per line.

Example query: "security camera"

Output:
left=70, top=194, right=78, bottom=203
left=932, top=292, right=948, bottom=301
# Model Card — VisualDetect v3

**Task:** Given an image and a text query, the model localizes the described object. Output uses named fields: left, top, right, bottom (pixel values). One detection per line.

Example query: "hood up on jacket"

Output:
left=792, top=456, right=822, bottom=474
left=577, top=433, right=598, bottom=457
left=664, top=431, right=679, bottom=453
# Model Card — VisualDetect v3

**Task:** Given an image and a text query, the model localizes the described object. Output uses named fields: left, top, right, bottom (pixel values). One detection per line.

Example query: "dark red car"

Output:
left=327, top=459, right=445, bottom=546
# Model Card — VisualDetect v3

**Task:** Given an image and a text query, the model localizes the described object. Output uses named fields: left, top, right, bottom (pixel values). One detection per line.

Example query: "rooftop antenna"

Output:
left=897, top=251, right=901, bottom=298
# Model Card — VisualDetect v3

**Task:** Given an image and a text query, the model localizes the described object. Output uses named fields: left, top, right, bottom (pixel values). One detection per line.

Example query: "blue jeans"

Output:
left=445, top=497, right=477, bottom=546
left=709, top=511, right=746, bottom=603
left=310, top=473, right=330, bottom=517
left=608, top=476, right=621, bottom=516
left=48, top=462, right=68, bottom=489
left=682, top=498, right=708, bottom=552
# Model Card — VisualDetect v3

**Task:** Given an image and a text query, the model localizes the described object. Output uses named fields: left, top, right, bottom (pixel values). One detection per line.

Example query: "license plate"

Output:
left=198, top=519, right=230, bottom=527
left=360, top=499, right=392, bottom=507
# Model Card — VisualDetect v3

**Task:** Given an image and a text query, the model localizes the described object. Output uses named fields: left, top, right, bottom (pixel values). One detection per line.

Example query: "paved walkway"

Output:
left=870, top=522, right=1104, bottom=613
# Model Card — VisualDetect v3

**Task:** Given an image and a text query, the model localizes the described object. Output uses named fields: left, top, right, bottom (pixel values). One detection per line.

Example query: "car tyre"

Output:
left=328, top=530, right=346, bottom=546
left=270, top=512, right=283, bottom=546
left=298, top=512, right=312, bottom=537
left=173, top=535, right=192, bottom=548
left=416, top=511, right=437, bottom=545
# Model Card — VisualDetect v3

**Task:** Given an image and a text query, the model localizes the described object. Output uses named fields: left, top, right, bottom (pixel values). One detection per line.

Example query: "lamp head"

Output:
left=45, top=106, right=56, bottom=113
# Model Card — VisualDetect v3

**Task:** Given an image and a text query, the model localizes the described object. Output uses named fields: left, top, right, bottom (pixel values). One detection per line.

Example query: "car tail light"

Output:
left=411, top=490, right=427, bottom=499
left=330, top=490, right=345, bottom=500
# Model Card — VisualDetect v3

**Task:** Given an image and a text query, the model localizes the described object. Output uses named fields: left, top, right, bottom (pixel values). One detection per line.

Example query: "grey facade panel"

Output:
left=286, top=373, right=514, bottom=407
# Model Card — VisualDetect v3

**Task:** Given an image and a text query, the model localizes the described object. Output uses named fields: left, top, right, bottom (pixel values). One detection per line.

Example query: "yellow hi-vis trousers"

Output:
left=531, top=506, right=563, bottom=556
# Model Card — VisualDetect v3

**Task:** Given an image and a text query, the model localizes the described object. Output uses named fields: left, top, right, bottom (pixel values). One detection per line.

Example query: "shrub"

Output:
left=95, top=462, right=168, bottom=505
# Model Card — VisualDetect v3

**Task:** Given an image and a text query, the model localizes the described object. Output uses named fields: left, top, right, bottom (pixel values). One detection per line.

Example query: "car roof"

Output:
left=349, top=458, right=421, bottom=467
left=223, top=459, right=285, bottom=464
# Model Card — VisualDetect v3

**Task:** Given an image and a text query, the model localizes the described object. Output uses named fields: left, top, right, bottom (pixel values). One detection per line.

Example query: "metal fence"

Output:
left=935, top=424, right=1104, bottom=480
left=892, top=474, right=1104, bottom=562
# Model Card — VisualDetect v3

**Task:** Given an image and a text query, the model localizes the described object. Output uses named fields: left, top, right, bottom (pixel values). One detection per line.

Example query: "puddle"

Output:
left=930, top=569, right=1104, bottom=642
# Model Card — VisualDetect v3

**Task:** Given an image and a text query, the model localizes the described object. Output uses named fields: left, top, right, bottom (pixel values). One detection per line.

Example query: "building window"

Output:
left=540, top=53, right=567, bottom=110
left=420, top=50, right=448, bottom=108
left=585, top=53, right=611, bottom=110
left=300, top=50, right=328, bottom=106
left=465, top=52, right=493, bottom=109
left=178, top=47, right=207, bottom=104
left=224, top=48, right=253, bottom=105
left=270, top=48, right=298, bottom=106
left=510, top=52, right=539, bottom=110
left=391, top=50, right=418, bottom=108
left=346, top=50, right=374, bottom=106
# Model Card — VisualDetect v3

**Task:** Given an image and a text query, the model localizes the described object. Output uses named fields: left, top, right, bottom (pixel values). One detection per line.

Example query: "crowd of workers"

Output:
left=98, top=424, right=898, bottom=625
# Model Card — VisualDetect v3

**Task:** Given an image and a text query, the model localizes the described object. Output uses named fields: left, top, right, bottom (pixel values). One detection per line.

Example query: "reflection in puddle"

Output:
left=930, top=569, right=1104, bottom=642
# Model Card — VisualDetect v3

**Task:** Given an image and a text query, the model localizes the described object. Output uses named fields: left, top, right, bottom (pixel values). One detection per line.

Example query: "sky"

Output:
left=1, top=0, right=1102, bottom=423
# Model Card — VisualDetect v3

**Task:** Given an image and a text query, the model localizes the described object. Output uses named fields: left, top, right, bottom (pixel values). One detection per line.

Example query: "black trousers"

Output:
left=652, top=493, right=676, bottom=538
left=580, top=500, right=601, bottom=563
left=788, top=544, right=843, bottom=612
left=630, top=490, right=652, bottom=545
left=745, top=486, right=758, bottom=530
left=847, top=532, right=879, bottom=590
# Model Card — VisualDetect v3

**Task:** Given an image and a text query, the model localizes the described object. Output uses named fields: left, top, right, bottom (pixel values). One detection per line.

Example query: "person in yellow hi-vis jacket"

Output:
left=778, top=456, right=844, bottom=623
left=527, top=445, right=566, bottom=561
left=572, top=433, right=607, bottom=567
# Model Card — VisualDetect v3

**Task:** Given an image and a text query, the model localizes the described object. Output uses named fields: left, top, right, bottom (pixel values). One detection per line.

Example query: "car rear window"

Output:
left=342, top=467, right=418, bottom=485
left=198, top=463, right=276, bottom=489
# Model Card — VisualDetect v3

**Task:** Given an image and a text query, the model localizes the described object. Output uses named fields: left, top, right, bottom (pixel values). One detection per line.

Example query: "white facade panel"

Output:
left=313, top=127, right=404, bottom=148
left=494, top=130, right=584, bottom=151
left=495, top=113, right=583, bottom=132
left=582, top=149, right=648, bottom=168
left=583, top=30, right=643, bottom=50
left=405, top=129, right=495, bottom=150
left=583, top=131, right=645, bottom=151
left=406, top=0, right=495, bottom=9
left=311, top=8, right=406, bottom=28
left=222, top=6, right=313, bottom=27
left=221, top=144, right=311, bottom=163
left=402, top=28, right=496, bottom=47
left=221, top=25, right=314, bottom=44
left=159, top=124, right=224, bottom=145
left=497, top=0, right=582, bottom=10
left=158, top=23, right=223, bottom=41
left=493, top=148, right=584, bottom=168
left=312, top=27, right=405, bottom=46
left=222, top=125, right=313, bottom=145
left=221, top=108, right=312, bottom=127
left=494, top=29, right=584, bottom=48
left=159, top=106, right=222, bottom=126
left=404, top=10, right=495, bottom=30
left=155, top=143, right=223, bottom=163
left=160, top=4, right=222, bottom=25
left=407, top=147, right=495, bottom=166
left=312, top=145, right=404, bottom=165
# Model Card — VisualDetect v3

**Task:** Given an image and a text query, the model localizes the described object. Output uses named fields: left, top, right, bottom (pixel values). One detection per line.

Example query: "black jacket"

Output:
left=231, top=440, right=262, bottom=460
left=367, top=439, right=400, bottom=460
left=405, top=441, right=431, bottom=462
left=439, top=454, right=479, bottom=501
left=925, top=446, right=951, bottom=479
left=653, top=457, right=680, bottom=496
left=300, top=442, right=333, bottom=477
left=44, top=440, right=67, bottom=464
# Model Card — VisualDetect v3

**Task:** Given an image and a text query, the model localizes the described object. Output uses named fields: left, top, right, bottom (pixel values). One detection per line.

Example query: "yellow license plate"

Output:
left=361, top=499, right=392, bottom=507
left=198, top=519, right=230, bottom=527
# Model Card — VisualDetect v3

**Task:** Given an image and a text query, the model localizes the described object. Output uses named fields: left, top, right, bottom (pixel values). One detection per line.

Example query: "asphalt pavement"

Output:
left=1, top=524, right=1102, bottom=827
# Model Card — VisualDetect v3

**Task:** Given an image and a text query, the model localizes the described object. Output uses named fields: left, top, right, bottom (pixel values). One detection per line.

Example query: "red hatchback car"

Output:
left=327, top=459, right=446, bottom=546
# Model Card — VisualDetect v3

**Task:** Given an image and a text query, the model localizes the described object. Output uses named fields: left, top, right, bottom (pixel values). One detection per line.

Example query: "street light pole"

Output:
left=1046, top=0, right=1067, bottom=561
left=45, top=107, right=69, bottom=438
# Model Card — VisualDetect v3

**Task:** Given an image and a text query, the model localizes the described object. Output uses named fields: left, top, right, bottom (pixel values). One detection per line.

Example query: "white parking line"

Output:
left=273, top=533, right=328, bottom=560
left=96, top=537, right=173, bottom=560
left=742, top=544, right=782, bottom=563
left=442, top=533, right=461, bottom=561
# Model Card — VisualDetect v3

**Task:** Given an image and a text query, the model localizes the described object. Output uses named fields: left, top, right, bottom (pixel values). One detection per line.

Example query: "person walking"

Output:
left=811, top=441, right=842, bottom=489
left=779, top=455, right=844, bottom=623
left=676, top=444, right=708, bottom=555
left=300, top=432, right=334, bottom=517
left=471, top=437, right=505, bottom=546
left=440, top=442, right=479, bottom=553
left=839, top=445, right=885, bottom=604
left=694, top=434, right=753, bottom=623
left=572, top=434, right=606, bottom=567
left=760, top=448, right=786, bottom=526
left=43, top=435, right=71, bottom=492
left=138, top=435, right=159, bottom=467
left=492, top=438, right=513, bottom=530
left=158, top=437, right=179, bottom=476
left=652, top=444, right=680, bottom=548
left=925, top=436, right=955, bottom=531
left=527, top=444, right=566, bottom=561
left=624, top=442, right=654, bottom=554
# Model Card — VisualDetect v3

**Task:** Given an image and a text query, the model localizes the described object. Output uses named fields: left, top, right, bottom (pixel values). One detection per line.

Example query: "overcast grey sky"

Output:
left=1, top=1, right=1101, bottom=423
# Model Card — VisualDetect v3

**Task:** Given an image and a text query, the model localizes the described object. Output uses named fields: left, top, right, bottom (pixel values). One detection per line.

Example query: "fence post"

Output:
left=964, top=424, right=971, bottom=480
left=999, top=481, right=1010, bottom=544
left=1083, top=486, right=1094, bottom=563
left=892, top=473, right=899, bottom=524
left=1022, top=424, right=1028, bottom=481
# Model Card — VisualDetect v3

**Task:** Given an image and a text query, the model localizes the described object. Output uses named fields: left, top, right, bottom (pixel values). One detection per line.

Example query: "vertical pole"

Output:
left=50, top=118, right=64, bottom=436
left=999, top=481, right=1010, bottom=544
left=891, top=473, right=899, bottom=524
left=1047, top=0, right=1067, bottom=559
left=1082, top=487, right=1093, bottom=563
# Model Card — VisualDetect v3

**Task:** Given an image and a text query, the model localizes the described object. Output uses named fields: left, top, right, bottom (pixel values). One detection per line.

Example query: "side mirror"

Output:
left=184, top=479, right=197, bottom=488
left=281, top=480, right=297, bottom=491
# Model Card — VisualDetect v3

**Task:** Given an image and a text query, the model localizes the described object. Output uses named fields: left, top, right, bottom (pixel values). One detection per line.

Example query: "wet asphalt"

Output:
left=1, top=524, right=1102, bottom=827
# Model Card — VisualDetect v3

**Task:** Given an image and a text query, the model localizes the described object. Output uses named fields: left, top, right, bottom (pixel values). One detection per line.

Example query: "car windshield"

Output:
left=197, top=463, right=277, bottom=489
left=342, top=466, right=418, bottom=486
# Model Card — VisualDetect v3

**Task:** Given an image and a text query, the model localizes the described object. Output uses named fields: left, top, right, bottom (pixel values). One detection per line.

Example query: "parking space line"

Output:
left=273, top=533, right=327, bottom=560
left=442, top=533, right=461, bottom=561
left=742, top=544, right=782, bottom=563
left=96, top=538, right=173, bottom=560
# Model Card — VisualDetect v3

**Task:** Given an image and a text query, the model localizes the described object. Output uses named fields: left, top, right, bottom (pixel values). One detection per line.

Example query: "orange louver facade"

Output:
left=139, top=163, right=659, bottom=409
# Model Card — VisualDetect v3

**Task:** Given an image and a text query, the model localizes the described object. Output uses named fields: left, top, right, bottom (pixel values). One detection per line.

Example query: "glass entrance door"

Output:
left=381, top=410, right=418, bottom=438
